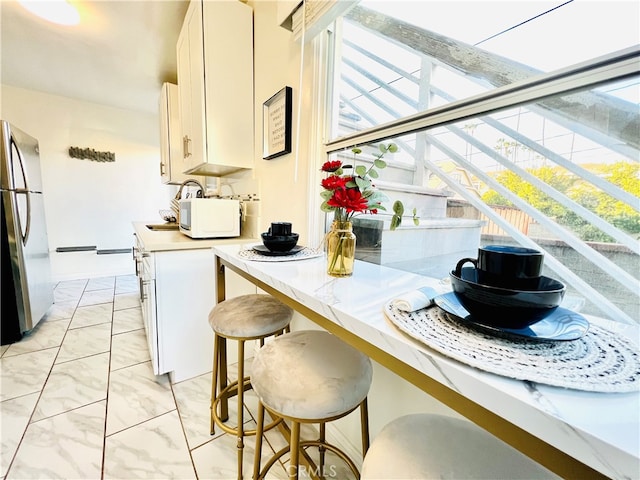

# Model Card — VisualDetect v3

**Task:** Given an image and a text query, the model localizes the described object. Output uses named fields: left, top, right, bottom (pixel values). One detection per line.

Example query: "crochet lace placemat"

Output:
left=383, top=302, right=640, bottom=392
left=238, top=246, right=323, bottom=262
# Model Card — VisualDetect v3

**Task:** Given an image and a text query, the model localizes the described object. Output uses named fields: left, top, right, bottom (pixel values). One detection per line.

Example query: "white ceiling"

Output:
left=1, top=0, right=190, bottom=114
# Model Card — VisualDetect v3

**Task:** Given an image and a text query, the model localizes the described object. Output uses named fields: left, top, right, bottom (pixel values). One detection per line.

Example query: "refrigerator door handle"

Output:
left=12, top=134, right=32, bottom=246
left=10, top=132, right=31, bottom=191
left=22, top=190, right=31, bottom=245
left=14, top=188, right=31, bottom=245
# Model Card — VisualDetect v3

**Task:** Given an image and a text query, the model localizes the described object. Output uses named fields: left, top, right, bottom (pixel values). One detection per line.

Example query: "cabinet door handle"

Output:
left=160, top=162, right=166, bottom=176
left=133, top=247, right=140, bottom=276
left=183, top=135, right=192, bottom=158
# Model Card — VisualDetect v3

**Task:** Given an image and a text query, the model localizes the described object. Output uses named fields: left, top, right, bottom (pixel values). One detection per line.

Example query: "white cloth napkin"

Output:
left=391, top=286, right=438, bottom=312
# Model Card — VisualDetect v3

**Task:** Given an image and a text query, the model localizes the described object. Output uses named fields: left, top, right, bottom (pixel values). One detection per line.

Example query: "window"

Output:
left=319, top=1, right=640, bottom=324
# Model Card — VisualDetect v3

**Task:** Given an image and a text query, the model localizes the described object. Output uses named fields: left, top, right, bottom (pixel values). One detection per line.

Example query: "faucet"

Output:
left=171, top=179, right=205, bottom=220
left=174, top=179, right=205, bottom=201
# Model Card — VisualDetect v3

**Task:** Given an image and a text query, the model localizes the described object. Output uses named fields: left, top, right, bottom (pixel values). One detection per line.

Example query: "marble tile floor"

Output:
left=0, top=275, right=359, bottom=479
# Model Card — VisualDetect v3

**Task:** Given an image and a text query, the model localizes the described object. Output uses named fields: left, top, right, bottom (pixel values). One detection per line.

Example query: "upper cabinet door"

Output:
left=177, top=0, right=254, bottom=177
left=159, top=82, right=203, bottom=185
left=176, top=1, right=204, bottom=174
left=176, top=5, right=191, bottom=164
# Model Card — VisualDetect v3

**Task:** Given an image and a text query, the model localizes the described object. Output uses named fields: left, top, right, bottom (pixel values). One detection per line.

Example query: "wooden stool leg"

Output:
left=289, top=421, right=301, bottom=480
left=360, top=397, right=370, bottom=457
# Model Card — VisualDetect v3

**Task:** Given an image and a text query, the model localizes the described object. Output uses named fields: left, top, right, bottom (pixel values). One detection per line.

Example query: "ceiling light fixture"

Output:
left=18, top=0, right=80, bottom=26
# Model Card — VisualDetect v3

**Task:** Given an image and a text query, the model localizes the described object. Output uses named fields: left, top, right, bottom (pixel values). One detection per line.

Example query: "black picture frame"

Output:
left=262, top=86, right=292, bottom=160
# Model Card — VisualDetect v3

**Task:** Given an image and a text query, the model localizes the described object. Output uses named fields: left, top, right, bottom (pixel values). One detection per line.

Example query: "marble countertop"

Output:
left=212, top=241, right=639, bottom=479
left=132, top=222, right=257, bottom=252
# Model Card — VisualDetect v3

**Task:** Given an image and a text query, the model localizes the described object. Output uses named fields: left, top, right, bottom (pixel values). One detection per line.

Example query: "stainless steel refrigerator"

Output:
left=1, top=120, right=53, bottom=345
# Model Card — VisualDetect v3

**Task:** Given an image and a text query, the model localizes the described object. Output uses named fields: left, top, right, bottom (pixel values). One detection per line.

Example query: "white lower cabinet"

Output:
left=155, top=249, right=216, bottom=382
left=134, top=238, right=255, bottom=382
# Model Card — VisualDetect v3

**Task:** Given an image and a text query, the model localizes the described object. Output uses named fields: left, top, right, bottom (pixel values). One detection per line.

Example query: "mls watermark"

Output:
left=286, top=464, right=339, bottom=478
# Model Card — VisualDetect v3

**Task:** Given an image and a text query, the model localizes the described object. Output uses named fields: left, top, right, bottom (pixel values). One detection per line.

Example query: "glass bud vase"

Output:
left=326, top=220, right=356, bottom=277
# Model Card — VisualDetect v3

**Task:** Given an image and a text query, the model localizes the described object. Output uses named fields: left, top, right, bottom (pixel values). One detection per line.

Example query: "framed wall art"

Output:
left=262, top=86, right=292, bottom=160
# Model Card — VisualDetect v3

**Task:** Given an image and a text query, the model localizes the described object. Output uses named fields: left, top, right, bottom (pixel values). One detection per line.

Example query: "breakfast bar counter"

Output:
left=212, top=242, right=639, bottom=479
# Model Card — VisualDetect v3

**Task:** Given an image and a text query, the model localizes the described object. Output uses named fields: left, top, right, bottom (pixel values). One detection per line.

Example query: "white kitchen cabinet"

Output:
left=135, top=236, right=214, bottom=382
left=177, top=0, right=254, bottom=177
left=159, top=82, right=204, bottom=185
left=133, top=231, right=256, bottom=383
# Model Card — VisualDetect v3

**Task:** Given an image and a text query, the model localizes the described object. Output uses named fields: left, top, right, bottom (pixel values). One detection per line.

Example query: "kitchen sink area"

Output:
left=145, top=223, right=179, bottom=231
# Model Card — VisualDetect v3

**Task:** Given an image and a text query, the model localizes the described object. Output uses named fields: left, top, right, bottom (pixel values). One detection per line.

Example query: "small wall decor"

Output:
left=262, top=86, right=292, bottom=160
left=69, top=146, right=115, bottom=162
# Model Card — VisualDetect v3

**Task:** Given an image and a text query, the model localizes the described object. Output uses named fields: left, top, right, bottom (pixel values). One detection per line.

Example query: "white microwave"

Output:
left=179, top=198, right=240, bottom=239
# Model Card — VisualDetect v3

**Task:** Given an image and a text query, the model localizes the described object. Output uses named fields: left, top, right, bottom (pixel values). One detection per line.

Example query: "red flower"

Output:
left=321, top=175, right=351, bottom=190
left=327, top=188, right=368, bottom=213
left=321, top=160, right=342, bottom=173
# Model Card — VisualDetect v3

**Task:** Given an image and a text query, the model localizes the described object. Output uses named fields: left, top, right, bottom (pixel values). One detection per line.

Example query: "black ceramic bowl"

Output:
left=449, top=267, right=566, bottom=328
left=261, top=232, right=299, bottom=252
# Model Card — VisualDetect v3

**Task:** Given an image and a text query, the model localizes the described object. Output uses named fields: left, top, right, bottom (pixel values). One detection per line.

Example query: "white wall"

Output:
left=245, top=0, right=317, bottom=246
left=1, top=84, right=173, bottom=279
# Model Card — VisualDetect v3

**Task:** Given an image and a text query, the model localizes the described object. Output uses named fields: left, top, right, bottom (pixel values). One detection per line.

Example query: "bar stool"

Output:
left=208, top=294, right=293, bottom=480
left=251, top=330, right=373, bottom=480
left=361, top=414, right=559, bottom=479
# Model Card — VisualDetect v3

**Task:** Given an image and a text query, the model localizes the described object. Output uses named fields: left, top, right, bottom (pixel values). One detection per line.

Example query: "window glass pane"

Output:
left=331, top=0, right=639, bottom=141
left=340, top=77, right=639, bottom=324
left=322, top=1, right=639, bottom=324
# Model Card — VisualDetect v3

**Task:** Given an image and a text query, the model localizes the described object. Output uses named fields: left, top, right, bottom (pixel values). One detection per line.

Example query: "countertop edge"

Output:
left=132, top=221, right=258, bottom=252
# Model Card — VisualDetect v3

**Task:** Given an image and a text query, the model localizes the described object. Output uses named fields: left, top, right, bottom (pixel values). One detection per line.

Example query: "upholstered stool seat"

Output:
left=208, top=294, right=293, bottom=480
left=361, top=414, right=559, bottom=479
left=209, top=293, right=293, bottom=339
left=251, top=330, right=373, bottom=480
